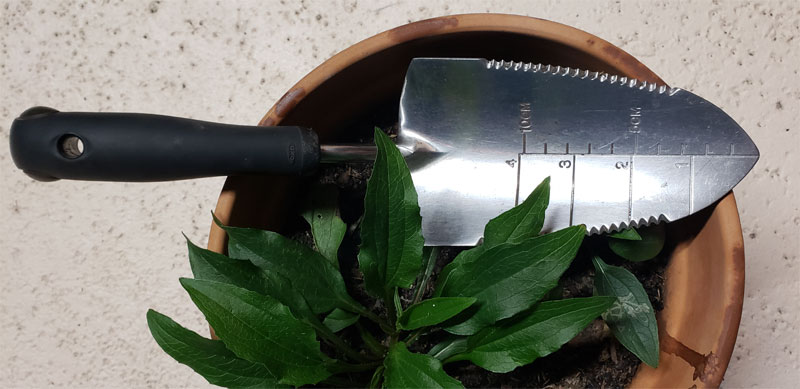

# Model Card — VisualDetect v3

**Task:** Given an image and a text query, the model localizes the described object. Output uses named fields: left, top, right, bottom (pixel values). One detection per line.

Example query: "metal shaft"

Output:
left=319, top=144, right=377, bottom=163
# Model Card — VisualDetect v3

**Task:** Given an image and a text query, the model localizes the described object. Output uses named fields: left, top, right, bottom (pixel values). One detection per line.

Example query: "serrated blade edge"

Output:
left=587, top=214, right=671, bottom=235
left=485, top=59, right=682, bottom=96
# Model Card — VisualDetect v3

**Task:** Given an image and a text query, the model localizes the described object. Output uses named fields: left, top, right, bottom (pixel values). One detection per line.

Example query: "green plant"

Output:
left=147, top=129, right=663, bottom=388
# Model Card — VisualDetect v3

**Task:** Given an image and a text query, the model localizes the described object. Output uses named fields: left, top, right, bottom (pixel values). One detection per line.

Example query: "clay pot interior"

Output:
left=269, top=32, right=635, bottom=141
left=208, top=15, right=744, bottom=388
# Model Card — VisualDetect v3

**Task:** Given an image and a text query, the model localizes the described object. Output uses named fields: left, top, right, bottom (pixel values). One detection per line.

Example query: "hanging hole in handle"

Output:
left=58, top=134, right=84, bottom=159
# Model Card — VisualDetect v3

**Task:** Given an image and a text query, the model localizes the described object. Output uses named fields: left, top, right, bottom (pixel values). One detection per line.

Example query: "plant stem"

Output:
left=356, top=321, right=387, bottom=357
left=369, top=366, right=385, bottom=389
left=330, top=360, right=383, bottom=374
left=428, top=336, right=468, bottom=361
left=412, top=247, right=439, bottom=305
left=356, top=306, right=394, bottom=334
left=392, top=288, right=403, bottom=318
left=308, top=315, right=371, bottom=363
left=385, top=288, right=402, bottom=348
left=317, top=324, right=371, bottom=363
left=385, top=288, right=398, bottom=331
left=442, top=353, right=467, bottom=365
left=321, top=376, right=364, bottom=388
left=403, top=328, right=425, bottom=346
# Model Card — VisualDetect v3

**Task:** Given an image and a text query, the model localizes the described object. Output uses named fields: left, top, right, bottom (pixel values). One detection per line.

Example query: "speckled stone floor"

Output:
left=1, top=1, right=798, bottom=387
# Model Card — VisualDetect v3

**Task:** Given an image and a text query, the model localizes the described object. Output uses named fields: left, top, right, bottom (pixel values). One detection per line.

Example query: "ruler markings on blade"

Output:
left=403, top=58, right=759, bottom=243
left=628, top=155, right=634, bottom=221
left=569, top=155, right=576, bottom=226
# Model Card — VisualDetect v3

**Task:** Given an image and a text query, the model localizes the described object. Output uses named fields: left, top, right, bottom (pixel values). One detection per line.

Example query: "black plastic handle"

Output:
left=9, top=107, right=320, bottom=182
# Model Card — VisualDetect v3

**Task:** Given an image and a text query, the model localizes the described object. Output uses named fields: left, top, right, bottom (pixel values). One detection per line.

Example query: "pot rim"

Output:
left=257, top=13, right=665, bottom=127
left=209, top=13, right=744, bottom=388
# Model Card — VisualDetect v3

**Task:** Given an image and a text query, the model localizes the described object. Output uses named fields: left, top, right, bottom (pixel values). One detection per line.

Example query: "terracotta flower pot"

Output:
left=207, top=14, right=744, bottom=388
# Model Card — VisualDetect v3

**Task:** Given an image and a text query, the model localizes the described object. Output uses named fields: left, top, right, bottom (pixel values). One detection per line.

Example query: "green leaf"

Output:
left=358, top=128, right=423, bottom=296
left=384, top=342, right=463, bottom=389
left=542, top=284, right=564, bottom=301
left=433, top=249, right=480, bottom=298
left=428, top=336, right=468, bottom=361
left=259, top=270, right=320, bottom=323
left=483, top=177, right=550, bottom=247
left=608, top=228, right=642, bottom=241
left=449, top=297, right=615, bottom=373
left=440, top=226, right=586, bottom=335
left=146, top=309, right=288, bottom=389
left=215, top=216, right=362, bottom=315
left=592, top=256, right=660, bottom=367
left=608, top=224, right=665, bottom=262
left=196, top=223, right=368, bottom=365
left=187, top=236, right=317, bottom=322
left=302, top=185, right=346, bottom=267
left=180, top=278, right=330, bottom=386
left=323, top=308, right=360, bottom=333
left=435, top=177, right=550, bottom=297
left=186, top=237, right=268, bottom=295
left=398, top=297, right=477, bottom=330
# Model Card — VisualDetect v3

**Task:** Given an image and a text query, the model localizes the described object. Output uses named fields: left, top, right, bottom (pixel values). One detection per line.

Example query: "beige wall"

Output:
left=2, top=1, right=797, bottom=387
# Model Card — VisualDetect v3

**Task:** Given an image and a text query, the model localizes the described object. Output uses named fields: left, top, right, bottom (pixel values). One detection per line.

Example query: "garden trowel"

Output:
left=9, top=58, right=759, bottom=246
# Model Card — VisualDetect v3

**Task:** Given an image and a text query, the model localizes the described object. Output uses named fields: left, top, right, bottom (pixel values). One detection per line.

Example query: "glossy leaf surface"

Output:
left=384, top=342, right=463, bottom=389
left=608, top=224, right=665, bottom=262
left=593, top=256, right=659, bottom=367
left=302, top=185, right=346, bottom=266
left=483, top=177, right=550, bottom=247
left=323, top=308, right=360, bottom=333
left=358, top=128, right=423, bottom=296
left=435, top=178, right=551, bottom=296
left=188, top=236, right=317, bottom=321
left=441, top=226, right=586, bottom=335
left=180, top=278, right=330, bottom=386
left=428, top=336, right=468, bottom=361
left=607, top=228, right=642, bottom=241
left=147, top=309, right=287, bottom=388
left=187, top=237, right=268, bottom=295
left=397, top=297, right=477, bottom=330
left=217, top=217, right=361, bottom=314
left=450, top=297, right=615, bottom=373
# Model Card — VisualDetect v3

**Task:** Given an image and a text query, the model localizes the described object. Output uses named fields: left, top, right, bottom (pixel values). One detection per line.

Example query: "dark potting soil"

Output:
left=294, top=135, right=668, bottom=388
